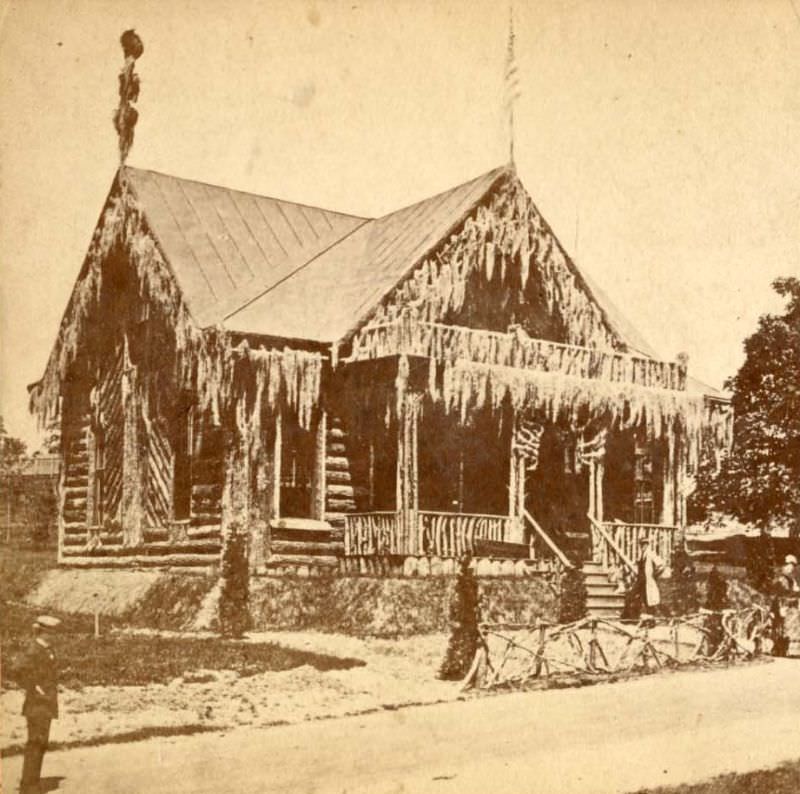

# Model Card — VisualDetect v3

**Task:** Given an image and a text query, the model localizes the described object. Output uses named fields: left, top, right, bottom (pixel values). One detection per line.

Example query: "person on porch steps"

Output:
left=636, top=536, right=667, bottom=616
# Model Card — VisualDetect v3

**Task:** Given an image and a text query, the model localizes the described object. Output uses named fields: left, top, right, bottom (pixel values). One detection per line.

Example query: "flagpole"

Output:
left=505, top=4, right=520, bottom=168
left=510, top=89, right=515, bottom=165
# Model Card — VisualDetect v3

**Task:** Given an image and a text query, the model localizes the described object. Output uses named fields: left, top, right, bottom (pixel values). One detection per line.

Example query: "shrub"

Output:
left=218, top=523, right=250, bottom=638
left=744, top=530, right=777, bottom=592
left=705, top=565, right=729, bottom=655
left=668, top=543, right=699, bottom=616
left=437, top=556, right=480, bottom=680
left=706, top=566, right=729, bottom=610
left=558, top=566, right=588, bottom=624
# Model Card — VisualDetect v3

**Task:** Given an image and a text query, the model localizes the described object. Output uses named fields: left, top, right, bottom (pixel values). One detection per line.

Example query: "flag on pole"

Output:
left=504, top=10, right=522, bottom=110
left=504, top=6, right=521, bottom=163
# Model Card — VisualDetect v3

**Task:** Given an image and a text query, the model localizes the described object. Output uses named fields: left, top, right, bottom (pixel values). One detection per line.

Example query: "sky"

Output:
left=1, top=0, right=798, bottom=449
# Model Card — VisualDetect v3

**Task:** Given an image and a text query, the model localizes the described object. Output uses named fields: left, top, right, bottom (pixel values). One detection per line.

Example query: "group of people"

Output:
left=629, top=536, right=800, bottom=652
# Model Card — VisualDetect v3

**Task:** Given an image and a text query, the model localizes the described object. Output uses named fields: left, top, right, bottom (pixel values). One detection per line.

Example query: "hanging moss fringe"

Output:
left=351, top=317, right=685, bottom=391
left=29, top=171, right=323, bottom=433
left=439, top=359, right=727, bottom=466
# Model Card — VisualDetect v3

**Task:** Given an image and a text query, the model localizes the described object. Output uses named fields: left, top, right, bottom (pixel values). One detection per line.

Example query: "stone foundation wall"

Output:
left=26, top=567, right=559, bottom=637
left=248, top=573, right=558, bottom=637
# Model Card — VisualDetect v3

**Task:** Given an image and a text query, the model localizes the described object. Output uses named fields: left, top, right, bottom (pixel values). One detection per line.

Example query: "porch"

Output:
left=267, top=316, right=689, bottom=583
left=340, top=510, right=679, bottom=578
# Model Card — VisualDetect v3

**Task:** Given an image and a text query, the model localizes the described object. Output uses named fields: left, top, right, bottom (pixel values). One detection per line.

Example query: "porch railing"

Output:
left=343, top=510, right=515, bottom=557
left=589, top=515, right=678, bottom=574
left=344, top=512, right=400, bottom=556
left=417, top=510, right=511, bottom=558
left=348, top=317, right=687, bottom=392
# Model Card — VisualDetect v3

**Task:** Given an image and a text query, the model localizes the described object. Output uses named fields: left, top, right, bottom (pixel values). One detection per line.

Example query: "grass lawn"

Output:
left=0, top=545, right=57, bottom=600
left=1, top=603, right=364, bottom=688
left=0, top=547, right=364, bottom=688
left=634, top=759, right=800, bottom=794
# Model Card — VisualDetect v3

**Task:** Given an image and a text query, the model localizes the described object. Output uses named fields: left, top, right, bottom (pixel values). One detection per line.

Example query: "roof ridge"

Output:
left=221, top=215, right=373, bottom=325
left=122, top=165, right=371, bottom=222
left=374, top=165, right=510, bottom=220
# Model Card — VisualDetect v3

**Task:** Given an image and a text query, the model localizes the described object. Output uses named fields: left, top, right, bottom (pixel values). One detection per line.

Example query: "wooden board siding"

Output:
left=143, top=415, right=174, bottom=528
left=61, top=413, right=91, bottom=546
left=96, top=345, right=125, bottom=524
left=58, top=341, right=225, bottom=561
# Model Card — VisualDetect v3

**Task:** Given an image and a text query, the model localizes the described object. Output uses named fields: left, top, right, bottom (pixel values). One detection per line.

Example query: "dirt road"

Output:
left=3, top=659, right=800, bottom=794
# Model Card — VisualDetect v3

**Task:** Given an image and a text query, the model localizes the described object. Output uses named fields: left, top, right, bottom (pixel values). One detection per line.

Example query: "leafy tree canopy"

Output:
left=692, top=277, right=800, bottom=535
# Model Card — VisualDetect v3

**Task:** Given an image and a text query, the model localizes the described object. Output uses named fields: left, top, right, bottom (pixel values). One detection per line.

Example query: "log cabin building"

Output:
left=30, top=163, right=731, bottom=612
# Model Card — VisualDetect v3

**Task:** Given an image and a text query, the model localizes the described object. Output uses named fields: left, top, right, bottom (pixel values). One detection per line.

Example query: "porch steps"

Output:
left=264, top=518, right=343, bottom=573
left=582, top=560, right=626, bottom=619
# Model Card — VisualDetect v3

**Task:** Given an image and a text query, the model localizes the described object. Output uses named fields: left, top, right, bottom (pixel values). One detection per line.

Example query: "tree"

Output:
left=692, top=277, right=800, bottom=536
left=0, top=415, right=27, bottom=476
left=32, top=417, right=61, bottom=457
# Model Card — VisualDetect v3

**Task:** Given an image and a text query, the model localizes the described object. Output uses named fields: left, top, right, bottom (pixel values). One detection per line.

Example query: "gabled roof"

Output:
left=223, top=166, right=507, bottom=342
left=125, top=163, right=663, bottom=358
left=124, top=167, right=368, bottom=327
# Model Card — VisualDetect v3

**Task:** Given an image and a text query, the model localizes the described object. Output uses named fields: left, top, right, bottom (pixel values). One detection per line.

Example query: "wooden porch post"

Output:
left=660, top=435, right=677, bottom=526
left=249, top=412, right=277, bottom=573
left=508, top=413, right=526, bottom=543
left=596, top=459, right=605, bottom=523
left=311, top=408, right=327, bottom=521
left=580, top=428, right=607, bottom=523
left=221, top=404, right=252, bottom=540
left=248, top=409, right=282, bottom=569
left=676, top=436, right=689, bottom=528
left=272, top=409, right=282, bottom=522
left=395, top=356, right=419, bottom=555
left=120, top=337, right=142, bottom=546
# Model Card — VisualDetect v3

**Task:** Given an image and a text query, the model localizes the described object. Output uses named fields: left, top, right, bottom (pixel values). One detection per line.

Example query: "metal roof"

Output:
left=124, top=167, right=368, bottom=327
left=126, top=164, right=667, bottom=362
left=223, top=167, right=508, bottom=342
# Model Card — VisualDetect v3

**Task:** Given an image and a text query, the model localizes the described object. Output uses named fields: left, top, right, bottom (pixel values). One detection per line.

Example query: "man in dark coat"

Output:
left=19, top=615, right=60, bottom=794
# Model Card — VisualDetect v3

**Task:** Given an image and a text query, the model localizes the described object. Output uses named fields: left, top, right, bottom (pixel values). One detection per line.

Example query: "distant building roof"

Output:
left=23, top=456, right=60, bottom=477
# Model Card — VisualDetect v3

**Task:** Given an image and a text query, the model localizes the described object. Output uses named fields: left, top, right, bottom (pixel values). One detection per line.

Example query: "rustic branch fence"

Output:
left=462, top=606, right=771, bottom=691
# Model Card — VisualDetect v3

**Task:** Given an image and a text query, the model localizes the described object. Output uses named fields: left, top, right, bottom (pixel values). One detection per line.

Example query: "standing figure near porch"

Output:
left=771, top=555, right=799, bottom=657
left=636, top=536, right=666, bottom=616
left=19, top=615, right=60, bottom=794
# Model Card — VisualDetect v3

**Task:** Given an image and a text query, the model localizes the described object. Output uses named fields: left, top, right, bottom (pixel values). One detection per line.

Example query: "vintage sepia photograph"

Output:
left=1, top=1, right=799, bottom=792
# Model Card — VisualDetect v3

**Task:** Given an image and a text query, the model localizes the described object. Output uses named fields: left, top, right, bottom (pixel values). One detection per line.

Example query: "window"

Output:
left=280, top=418, right=314, bottom=518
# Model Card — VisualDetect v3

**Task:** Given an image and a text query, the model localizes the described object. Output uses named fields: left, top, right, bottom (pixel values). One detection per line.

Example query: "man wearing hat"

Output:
left=636, top=535, right=667, bottom=616
left=771, top=555, right=800, bottom=657
left=19, top=615, right=60, bottom=794
left=775, top=555, right=800, bottom=595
